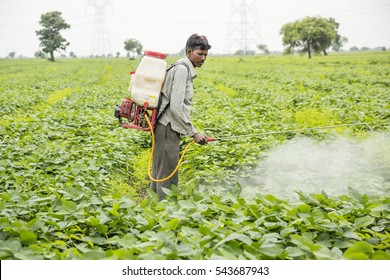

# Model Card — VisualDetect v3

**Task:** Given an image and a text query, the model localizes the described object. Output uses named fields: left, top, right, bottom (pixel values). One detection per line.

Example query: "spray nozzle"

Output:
left=206, top=137, right=217, bottom=142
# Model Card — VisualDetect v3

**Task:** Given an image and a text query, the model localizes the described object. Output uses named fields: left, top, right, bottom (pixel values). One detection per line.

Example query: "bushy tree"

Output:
left=332, top=35, right=348, bottom=52
left=257, top=44, right=270, bottom=55
left=124, top=39, right=142, bottom=59
left=350, top=46, right=359, bottom=52
left=36, top=11, right=70, bottom=62
left=280, top=17, right=344, bottom=58
left=7, top=52, right=16, bottom=58
left=34, top=50, right=46, bottom=58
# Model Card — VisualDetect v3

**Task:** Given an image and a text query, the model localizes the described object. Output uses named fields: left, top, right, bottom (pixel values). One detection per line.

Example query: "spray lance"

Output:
left=118, top=101, right=370, bottom=183
left=143, top=116, right=371, bottom=182
left=204, top=122, right=372, bottom=142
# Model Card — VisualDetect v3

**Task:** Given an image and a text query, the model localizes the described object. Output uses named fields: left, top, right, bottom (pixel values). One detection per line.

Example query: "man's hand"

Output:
left=193, top=133, right=207, bottom=145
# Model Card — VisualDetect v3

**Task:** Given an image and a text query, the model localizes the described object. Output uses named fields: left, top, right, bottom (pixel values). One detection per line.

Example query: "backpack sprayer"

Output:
left=114, top=51, right=371, bottom=182
left=114, top=50, right=168, bottom=131
left=114, top=50, right=191, bottom=182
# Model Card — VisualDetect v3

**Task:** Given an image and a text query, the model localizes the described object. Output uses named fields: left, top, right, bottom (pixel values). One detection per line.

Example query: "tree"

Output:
left=124, top=39, right=142, bottom=59
left=280, top=17, right=344, bottom=58
left=234, top=49, right=255, bottom=56
left=257, top=44, right=270, bottom=55
left=7, top=52, right=16, bottom=58
left=34, top=50, right=46, bottom=59
left=332, top=35, right=348, bottom=52
left=350, top=46, right=359, bottom=52
left=69, top=51, right=77, bottom=58
left=36, top=11, right=70, bottom=62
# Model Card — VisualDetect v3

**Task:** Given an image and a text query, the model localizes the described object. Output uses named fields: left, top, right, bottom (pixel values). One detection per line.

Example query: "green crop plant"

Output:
left=129, top=149, right=151, bottom=199
left=0, top=52, right=389, bottom=260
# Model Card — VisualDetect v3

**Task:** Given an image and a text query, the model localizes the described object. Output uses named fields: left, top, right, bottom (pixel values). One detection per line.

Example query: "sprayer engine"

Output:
left=114, top=98, right=157, bottom=131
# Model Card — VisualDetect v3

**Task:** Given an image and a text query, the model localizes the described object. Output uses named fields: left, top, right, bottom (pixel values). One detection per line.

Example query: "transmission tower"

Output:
left=225, top=0, right=263, bottom=55
left=87, top=0, right=112, bottom=56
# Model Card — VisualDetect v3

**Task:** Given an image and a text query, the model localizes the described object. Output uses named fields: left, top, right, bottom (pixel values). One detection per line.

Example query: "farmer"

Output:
left=151, top=34, right=211, bottom=201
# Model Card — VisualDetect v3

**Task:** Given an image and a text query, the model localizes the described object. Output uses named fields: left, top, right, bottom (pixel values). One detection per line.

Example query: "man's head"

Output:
left=186, top=34, right=211, bottom=68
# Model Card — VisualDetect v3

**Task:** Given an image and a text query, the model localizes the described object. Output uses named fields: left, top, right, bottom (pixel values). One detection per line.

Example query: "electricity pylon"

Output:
left=225, top=0, right=263, bottom=55
left=87, top=0, right=112, bottom=56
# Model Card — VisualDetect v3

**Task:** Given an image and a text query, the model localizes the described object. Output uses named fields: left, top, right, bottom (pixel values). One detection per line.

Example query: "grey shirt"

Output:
left=158, top=57, right=198, bottom=136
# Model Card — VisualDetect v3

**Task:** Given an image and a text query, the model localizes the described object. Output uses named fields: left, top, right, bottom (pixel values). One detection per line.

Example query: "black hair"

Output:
left=185, top=34, right=211, bottom=52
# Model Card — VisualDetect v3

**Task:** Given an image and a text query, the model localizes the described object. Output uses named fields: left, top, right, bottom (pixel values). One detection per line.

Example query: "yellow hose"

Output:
left=145, top=114, right=195, bottom=183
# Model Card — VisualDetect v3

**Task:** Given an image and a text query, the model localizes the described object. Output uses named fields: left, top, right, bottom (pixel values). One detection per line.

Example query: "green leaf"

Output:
left=168, top=218, right=180, bottom=230
left=369, top=204, right=390, bottom=212
left=215, top=233, right=252, bottom=248
left=213, top=248, right=238, bottom=260
left=1, top=192, right=12, bottom=201
left=259, top=245, right=284, bottom=258
left=313, top=247, right=341, bottom=260
left=198, top=225, right=210, bottom=236
left=354, top=216, right=375, bottom=229
left=280, top=227, right=296, bottom=237
left=373, top=251, right=390, bottom=260
left=145, top=189, right=159, bottom=204
left=89, top=217, right=100, bottom=226
left=159, top=218, right=169, bottom=229
left=135, top=215, right=148, bottom=226
left=298, top=203, right=311, bottom=213
left=290, top=234, right=321, bottom=253
left=176, top=243, right=196, bottom=257
left=27, top=217, right=40, bottom=228
left=20, top=229, right=37, bottom=245
left=80, top=250, right=106, bottom=260
left=61, top=197, right=77, bottom=212
left=343, top=229, right=361, bottom=240
left=344, top=241, right=374, bottom=260
left=110, top=203, right=120, bottom=218
left=334, top=240, right=353, bottom=249
left=112, top=248, right=135, bottom=260
left=286, top=247, right=306, bottom=258
left=178, top=200, right=197, bottom=210
left=116, top=234, right=137, bottom=249
left=96, top=224, right=108, bottom=235
left=248, top=204, right=262, bottom=218
left=0, top=239, right=22, bottom=251
left=0, top=200, right=6, bottom=211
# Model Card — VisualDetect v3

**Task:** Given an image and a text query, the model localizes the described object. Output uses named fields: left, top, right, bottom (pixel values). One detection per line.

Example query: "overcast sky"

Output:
left=0, top=0, right=389, bottom=57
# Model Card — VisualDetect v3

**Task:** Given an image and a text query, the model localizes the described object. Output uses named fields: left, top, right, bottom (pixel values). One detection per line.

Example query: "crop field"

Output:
left=0, top=52, right=389, bottom=260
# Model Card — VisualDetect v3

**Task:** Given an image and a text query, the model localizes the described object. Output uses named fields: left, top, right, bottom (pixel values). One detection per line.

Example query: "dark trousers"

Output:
left=150, top=123, right=180, bottom=201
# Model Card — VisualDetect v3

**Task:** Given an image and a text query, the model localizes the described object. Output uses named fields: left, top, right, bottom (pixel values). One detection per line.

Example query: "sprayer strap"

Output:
left=155, top=101, right=169, bottom=124
left=166, top=61, right=190, bottom=75
left=155, top=62, right=190, bottom=124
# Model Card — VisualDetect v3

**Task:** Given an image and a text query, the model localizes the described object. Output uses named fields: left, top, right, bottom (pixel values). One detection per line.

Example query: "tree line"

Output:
left=29, top=11, right=384, bottom=61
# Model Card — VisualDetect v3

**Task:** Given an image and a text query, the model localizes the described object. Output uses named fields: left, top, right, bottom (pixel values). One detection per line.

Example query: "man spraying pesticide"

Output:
left=115, top=34, right=212, bottom=201
left=115, top=34, right=370, bottom=201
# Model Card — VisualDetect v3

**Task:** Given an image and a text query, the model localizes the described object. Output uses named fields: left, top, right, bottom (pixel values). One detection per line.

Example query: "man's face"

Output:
left=188, top=48, right=208, bottom=68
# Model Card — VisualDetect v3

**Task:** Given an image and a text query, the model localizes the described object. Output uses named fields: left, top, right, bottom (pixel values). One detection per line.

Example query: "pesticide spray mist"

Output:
left=244, top=132, right=390, bottom=201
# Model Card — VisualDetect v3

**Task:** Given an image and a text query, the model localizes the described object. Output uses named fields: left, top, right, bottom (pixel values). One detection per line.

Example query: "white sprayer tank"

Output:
left=129, top=50, right=167, bottom=108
